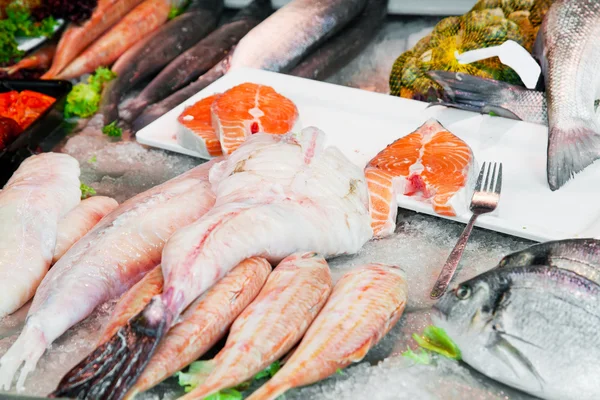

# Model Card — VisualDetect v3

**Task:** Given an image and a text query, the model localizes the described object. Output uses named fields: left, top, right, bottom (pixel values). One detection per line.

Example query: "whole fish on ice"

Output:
left=0, top=153, right=80, bottom=318
left=181, top=252, right=332, bottom=400
left=53, top=127, right=373, bottom=399
left=433, top=255, right=600, bottom=400
left=248, top=263, right=408, bottom=400
left=0, top=160, right=217, bottom=391
left=534, top=0, right=600, bottom=190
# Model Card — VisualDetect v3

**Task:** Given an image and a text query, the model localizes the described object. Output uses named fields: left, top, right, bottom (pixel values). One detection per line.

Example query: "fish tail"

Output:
left=427, top=70, right=522, bottom=120
left=547, top=121, right=600, bottom=191
left=0, top=322, right=47, bottom=391
left=246, top=380, right=291, bottom=400
left=50, top=297, right=169, bottom=400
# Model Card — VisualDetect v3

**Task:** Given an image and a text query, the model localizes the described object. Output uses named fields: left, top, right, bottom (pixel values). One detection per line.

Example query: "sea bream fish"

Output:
left=432, top=264, right=600, bottom=400
left=534, top=0, right=600, bottom=190
left=0, top=153, right=81, bottom=318
left=0, top=160, right=218, bottom=391
left=247, top=263, right=408, bottom=400
left=52, top=127, right=373, bottom=400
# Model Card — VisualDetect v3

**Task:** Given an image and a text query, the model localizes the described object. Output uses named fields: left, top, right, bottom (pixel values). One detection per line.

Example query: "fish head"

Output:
left=431, top=275, right=499, bottom=354
left=433, top=268, right=549, bottom=395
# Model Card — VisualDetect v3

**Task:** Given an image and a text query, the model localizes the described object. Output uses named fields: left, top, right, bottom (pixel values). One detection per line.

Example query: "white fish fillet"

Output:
left=0, top=153, right=80, bottom=318
left=0, top=160, right=218, bottom=391
left=52, top=196, right=119, bottom=264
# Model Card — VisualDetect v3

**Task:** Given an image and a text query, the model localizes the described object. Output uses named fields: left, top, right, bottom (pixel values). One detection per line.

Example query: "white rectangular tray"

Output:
left=224, top=0, right=476, bottom=15
left=137, top=68, right=600, bottom=242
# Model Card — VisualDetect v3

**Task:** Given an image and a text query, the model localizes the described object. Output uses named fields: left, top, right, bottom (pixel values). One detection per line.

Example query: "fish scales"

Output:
left=433, top=263, right=600, bottom=400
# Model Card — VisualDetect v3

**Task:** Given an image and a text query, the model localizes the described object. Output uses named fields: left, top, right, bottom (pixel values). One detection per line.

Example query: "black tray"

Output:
left=0, top=79, right=72, bottom=186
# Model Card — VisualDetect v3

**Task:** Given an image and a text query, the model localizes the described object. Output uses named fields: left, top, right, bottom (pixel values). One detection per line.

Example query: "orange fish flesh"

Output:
left=177, top=94, right=223, bottom=157
left=211, top=82, right=299, bottom=155
left=247, top=263, right=408, bottom=400
left=365, top=118, right=474, bottom=237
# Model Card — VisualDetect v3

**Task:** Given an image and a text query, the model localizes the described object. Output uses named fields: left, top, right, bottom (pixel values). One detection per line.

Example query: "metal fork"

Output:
left=430, top=161, right=503, bottom=299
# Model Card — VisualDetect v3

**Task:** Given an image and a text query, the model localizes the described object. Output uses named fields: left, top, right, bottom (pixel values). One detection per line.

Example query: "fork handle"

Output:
left=430, top=213, right=479, bottom=299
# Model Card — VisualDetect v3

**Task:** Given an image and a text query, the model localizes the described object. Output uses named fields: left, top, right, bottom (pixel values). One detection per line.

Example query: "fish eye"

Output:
left=455, top=285, right=472, bottom=300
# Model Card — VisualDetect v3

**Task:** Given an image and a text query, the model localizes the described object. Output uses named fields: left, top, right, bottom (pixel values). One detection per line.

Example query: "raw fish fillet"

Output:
left=52, top=127, right=373, bottom=400
left=0, top=153, right=80, bottom=318
left=0, top=160, right=218, bottom=391
left=247, top=263, right=408, bottom=400
left=123, top=258, right=271, bottom=399
left=177, top=94, right=223, bottom=157
left=53, top=196, right=119, bottom=264
left=365, top=118, right=475, bottom=237
left=212, top=82, right=299, bottom=155
left=181, top=252, right=332, bottom=400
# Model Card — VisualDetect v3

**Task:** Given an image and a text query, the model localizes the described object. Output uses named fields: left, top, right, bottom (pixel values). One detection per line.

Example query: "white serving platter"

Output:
left=137, top=68, right=600, bottom=243
left=16, top=20, right=64, bottom=52
left=224, top=0, right=476, bottom=15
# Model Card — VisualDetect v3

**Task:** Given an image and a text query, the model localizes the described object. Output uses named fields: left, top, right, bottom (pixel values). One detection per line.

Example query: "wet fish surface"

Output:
left=497, top=238, right=600, bottom=285
left=121, top=0, right=271, bottom=125
left=427, top=71, right=548, bottom=126
left=290, top=0, right=387, bottom=82
left=433, top=264, right=600, bottom=400
left=229, top=0, right=368, bottom=73
left=534, top=0, right=600, bottom=190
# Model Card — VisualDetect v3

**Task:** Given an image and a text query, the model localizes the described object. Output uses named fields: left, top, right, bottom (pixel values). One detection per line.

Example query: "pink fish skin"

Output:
left=181, top=252, right=332, bottom=400
left=124, top=257, right=271, bottom=399
left=0, top=160, right=218, bottom=391
left=247, top=263, right=408, bottom=400
left=52, top=196, right=119, bottom=264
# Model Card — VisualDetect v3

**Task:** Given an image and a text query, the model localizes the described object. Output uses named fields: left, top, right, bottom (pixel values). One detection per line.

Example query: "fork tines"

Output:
left=475, top=161, right=503, bottom=194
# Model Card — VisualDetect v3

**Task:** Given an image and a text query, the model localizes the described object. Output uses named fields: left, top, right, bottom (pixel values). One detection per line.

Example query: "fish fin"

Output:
left=426, top=71, right=524, bottom=121
left=532, top=29, right=548, bottom=85
left=547, top=121, right=600, bottom=190
left=50, top=297, right=168, bottom=400
left=0, top=323, right=47, bottom=391
left=489, top=332, right=545, bottom=390
left=342, top=337, right=374, bottom=363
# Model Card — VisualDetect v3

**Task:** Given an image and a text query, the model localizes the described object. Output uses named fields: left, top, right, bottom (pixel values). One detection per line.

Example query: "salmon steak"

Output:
left=177, top=94, right=223, bottom=157
left=365, top=118, right=475, bottom=237
left=212, top=82, right=299, bottom=155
